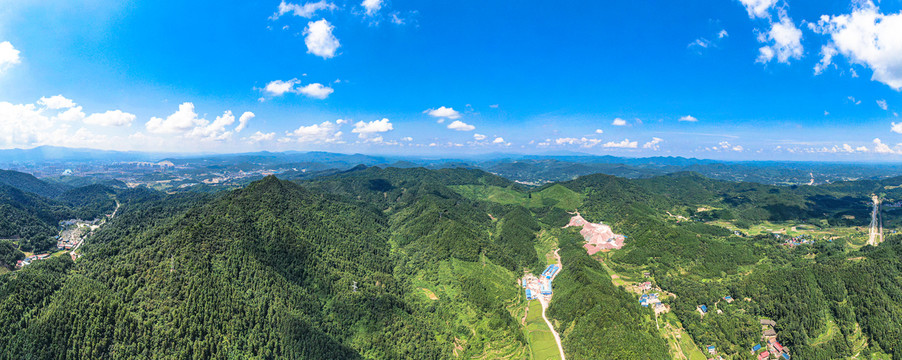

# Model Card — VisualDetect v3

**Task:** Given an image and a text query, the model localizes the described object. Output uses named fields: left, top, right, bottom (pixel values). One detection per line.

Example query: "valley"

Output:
left=2, top=165, right=902, bottom=359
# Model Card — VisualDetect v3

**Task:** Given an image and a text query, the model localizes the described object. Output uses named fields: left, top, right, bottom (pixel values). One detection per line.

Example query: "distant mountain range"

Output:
left=5, top=146, right=902, bottom=186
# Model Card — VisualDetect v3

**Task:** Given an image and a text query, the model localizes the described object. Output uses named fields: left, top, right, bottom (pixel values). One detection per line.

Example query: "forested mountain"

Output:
left=0, top=169, right=68, bottom=198
left=0, top=184, right=73, bottom=251
left=5, top=165, right=902, bottom=359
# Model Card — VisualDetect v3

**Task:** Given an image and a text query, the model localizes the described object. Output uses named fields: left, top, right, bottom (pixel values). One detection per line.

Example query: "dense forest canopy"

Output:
left=1, top=166, right=902, bottom=359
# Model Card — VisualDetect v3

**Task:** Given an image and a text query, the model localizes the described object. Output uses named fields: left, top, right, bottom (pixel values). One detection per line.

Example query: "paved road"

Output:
left=869, top=195, right=882, bottom=246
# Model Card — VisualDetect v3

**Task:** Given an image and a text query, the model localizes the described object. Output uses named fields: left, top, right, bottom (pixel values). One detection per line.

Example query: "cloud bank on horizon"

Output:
left=0, top=0, right=901, bottom=159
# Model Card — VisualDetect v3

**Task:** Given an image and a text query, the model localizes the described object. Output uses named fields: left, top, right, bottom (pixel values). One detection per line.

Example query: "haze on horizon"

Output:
left=1, top=0, right=902, bottom=161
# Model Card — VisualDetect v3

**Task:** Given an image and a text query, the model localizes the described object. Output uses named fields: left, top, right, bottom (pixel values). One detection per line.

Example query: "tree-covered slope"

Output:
left=0, top=170, right=69, bottom=199
left=2, top=176, right=450, bottom=359
left=0, top=184, right=73, bottom=251
left=0, top=173, right=541, bottom=359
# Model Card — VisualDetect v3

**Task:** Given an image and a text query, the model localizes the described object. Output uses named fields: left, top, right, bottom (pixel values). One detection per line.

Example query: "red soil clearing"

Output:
left=565, top=214, right=625, bottom=255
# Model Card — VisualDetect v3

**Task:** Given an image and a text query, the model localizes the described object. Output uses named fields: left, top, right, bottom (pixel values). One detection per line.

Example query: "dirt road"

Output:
left=539, top=294, right=566, bottom=360
left=540, top=249, right=566, bottom=360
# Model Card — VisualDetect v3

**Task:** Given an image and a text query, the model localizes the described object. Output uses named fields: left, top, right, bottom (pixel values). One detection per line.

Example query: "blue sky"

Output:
left=1, top=0, right=902, bottom=160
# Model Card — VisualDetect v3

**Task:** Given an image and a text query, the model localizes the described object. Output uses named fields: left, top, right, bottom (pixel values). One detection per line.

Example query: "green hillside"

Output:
left=5, top=166, right=902, bottom=359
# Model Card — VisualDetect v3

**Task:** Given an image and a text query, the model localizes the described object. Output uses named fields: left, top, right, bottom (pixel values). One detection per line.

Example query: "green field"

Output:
left=525, top=300, right=561, bottom=360
left=451, top=184, right=583, bottom=210
left=535, top=229, right=560, bottom=266
left=660, top=313, right=708, bottom=360
left=408, top=256, right=530, bottom=358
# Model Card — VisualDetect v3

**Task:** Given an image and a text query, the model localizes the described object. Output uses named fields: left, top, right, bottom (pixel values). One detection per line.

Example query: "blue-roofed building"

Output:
left=700, top=305, right=708, bottom=313
left=542, top=264, right=559, bottom=279
left=707, top=345, right=716, bottom=354
left=548, top=265, right=559, bottom=278
left=540, top=281, right=552, bottom=295
left=782, top=353, right=790, bottom=359
left=752, top=344, right=761, bottom=352
left=525, top=289, right=533, bottom=300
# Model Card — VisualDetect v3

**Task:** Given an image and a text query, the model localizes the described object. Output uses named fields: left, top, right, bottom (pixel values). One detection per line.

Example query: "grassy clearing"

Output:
left=420, top=288, right=438, bottom=300
left=535, top=229, right=560, bottom=266
left=708, top=220, right=864, bottom=238
left=525, top=300, right=561, bottom=360
left=660, top=313, right=707, bottom=360
left=450, top=184, right=583, bottom=210
left=410, top=256, right=529, bottom=358
left=849, top=322, right=869, bottom=356
left=811, top=311, right=839, bottom=346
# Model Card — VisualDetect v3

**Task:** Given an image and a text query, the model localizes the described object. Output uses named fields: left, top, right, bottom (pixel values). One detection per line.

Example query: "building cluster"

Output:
left=523, top=264, right=561, bottom=301
left=753, top=319, right=790, bottom=359
left=57, top=219, right=99, bottom=251
left=705, top=345, right=727, bottom=359
left=16, top=253, right=50, bottom=268
left=635, top=281, right=668, bottom=313
left=776, top=233, right=815, bottom=247
left=639, top=293, right=661, bottom=307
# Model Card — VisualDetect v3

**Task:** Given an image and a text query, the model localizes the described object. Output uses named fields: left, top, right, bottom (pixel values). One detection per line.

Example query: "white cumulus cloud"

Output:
left=811, top=1, right=902, bottom=90
left=714, top=141, right=744, bottom=152
left=643, top=137, right=664, bottom=150
left=184, top=110, right=238, bottom=141
left=447, top=120, right=475, bottom=131
left=263, top=79, right=334, bottom=99
left=679, top=115, right=698, bottom=122
left=304, top=19, right=340, bottom=59
left=873, top=138, right=897, bottom=154
left=352, top=118, right=393, bottom=138
left=286, top=120, right=343, bottom=143
left=84, top=110, right=136, bottom=127
left=757, top=13, right=804, bottom=64
left=554, top=137, right=603, bottom=148
left=272, top=1, right=336, bottom=19
left=603, top=139, right=638, bottom=148
left=264, top=79, right=301, bottom=96
left=891, top=121, right=902, bottom=134
left=297, top=83, right=334, bottom=99
left=38, top=95, right=76, bottom=110
left=245, top=131, right=276, bottom=143
left=0, top=41, right=21, bottom=73
left=54, top=106, right=85, bottom=122
left=878, top=99, right=889, bottom=111
left=473, top=133, right=487, bottom=141
left=612, top=118, right=627, bottom=126
left=738, top=0, right=777, bottom=19
left=146, top=102, right=202, bottom=134
left=236, top=112, right=255, bottom=132
left=361, top=0, right=382, bottom=16
left=424, top=106, right=462, bottom=119
left=146, top=103, right=248, bottom=141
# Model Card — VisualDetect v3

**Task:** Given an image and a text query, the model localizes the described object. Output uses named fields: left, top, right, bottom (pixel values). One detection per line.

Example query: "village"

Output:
left=565, top=208, right=794, bottom=360
left=16, top=201, right=119, bottom=269
left=694, top=297, right=791, bottom=360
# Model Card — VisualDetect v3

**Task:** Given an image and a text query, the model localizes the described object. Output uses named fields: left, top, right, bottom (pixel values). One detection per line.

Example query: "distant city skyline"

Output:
left=1, top=0, right=902, bottom=160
